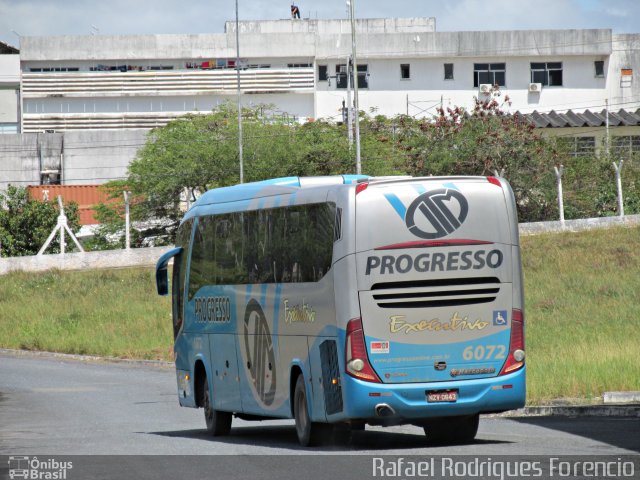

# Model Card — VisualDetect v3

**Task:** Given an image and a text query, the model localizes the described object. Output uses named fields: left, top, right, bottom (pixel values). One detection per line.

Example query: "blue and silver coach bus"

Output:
left=155, top=175, right=526, bottom=446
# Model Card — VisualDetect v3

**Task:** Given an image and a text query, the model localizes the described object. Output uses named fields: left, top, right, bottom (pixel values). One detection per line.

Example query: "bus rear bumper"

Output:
left=339, top=367, right=525, bottom=422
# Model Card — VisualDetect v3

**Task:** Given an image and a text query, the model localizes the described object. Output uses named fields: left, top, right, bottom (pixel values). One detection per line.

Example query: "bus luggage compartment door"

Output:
left=208, top=334, right=242, bottom=411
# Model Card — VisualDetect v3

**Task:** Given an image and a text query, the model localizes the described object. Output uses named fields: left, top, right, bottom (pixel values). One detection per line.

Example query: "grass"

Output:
left=0, top=268, right=172, bottom=360
left=521, top=225, right=640, bottom=403
left=0, top=225, right=639, bottom=404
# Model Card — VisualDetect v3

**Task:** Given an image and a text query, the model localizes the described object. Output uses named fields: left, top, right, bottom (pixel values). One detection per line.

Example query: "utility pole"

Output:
left=124, top=191, right=131, bottom=250
left=605, top=98, right=610, bottom=159
left=235, top=0, right=244, bottom=183
left=554, top=165, right=565, bottom=224
left=346, top=56, right=353, bottom=148
left=348, top=0, right=361, bottom=174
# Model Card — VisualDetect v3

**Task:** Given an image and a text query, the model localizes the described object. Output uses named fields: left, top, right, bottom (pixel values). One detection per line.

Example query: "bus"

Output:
left=155, top=175, right=526, bottom=446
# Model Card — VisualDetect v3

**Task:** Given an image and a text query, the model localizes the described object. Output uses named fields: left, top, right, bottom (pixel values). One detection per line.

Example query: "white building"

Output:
left=15, top=18, right=640, bottom=133
left=0, top=41, right=20, bottom=134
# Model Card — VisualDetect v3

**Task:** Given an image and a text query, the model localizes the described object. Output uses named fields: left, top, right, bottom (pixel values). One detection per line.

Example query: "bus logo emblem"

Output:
left=405, top=189, right=469, bottom=239
left=243, top=299, right=277, bottom=406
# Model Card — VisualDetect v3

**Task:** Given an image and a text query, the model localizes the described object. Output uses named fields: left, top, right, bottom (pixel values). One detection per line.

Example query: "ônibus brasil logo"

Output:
left=404, top=188, right=469, bottom=239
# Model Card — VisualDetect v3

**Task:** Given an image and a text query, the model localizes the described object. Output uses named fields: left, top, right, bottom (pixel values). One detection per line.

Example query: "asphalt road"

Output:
left=1, top=352, right=638, bottom=456
left=0, top=354, right=640, bottom=480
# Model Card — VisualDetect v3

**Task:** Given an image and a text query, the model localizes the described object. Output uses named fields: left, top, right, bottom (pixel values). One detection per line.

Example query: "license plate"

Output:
left=427, top=390, right=458, bottom=403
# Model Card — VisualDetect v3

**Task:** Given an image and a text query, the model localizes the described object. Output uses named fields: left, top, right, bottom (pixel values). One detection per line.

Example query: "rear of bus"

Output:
left=342, top=176, right=525, bottom=426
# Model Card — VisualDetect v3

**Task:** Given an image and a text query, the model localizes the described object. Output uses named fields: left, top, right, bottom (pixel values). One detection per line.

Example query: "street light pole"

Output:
left=348, top=0, right=361, bottom=174
left=235, top=0, right=244, bottom=183
left=346, top=56, right=353, bottom=148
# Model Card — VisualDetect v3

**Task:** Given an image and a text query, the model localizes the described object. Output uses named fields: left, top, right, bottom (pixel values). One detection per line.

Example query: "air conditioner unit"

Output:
left=529, top=82, right=542, bottom=93
left=479, top=84, right=492, bottom=94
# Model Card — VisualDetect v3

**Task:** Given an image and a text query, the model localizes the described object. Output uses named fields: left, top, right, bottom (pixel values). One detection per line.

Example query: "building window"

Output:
left=318, top=65, right=328, bottom=81
left=336, top=64, right=368, bottom=89
left=444, top=63, right=454, bottom=80
left=473, top=63, right=506, bottom=87
left=613, top=136, right=640, bottom=157
left=336, top=64, right=348, bottom=88
left=400, top=64, right=410, bottom=80
left=288, top=63, right=312, bottom=68
left=594, top=61, right=605, bottom=78
left=30, top=67, right=79, bottom=72
left=531, top=62, right=563, bottom=86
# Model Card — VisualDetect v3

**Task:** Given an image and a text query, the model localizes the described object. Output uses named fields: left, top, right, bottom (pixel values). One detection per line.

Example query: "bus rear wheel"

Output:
left=423, top=414, right=479, bottom=444
left=293, top=375, right=327, bottom=447
left=203, top=376, right=232, bottom=436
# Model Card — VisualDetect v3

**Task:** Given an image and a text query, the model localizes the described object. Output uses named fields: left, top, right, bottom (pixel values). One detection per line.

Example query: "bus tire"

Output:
left=203, top=376, right=232, bottom=436
left=423, top=414, right=479, bottom=444
left=293, top=375, right=324, bottom=447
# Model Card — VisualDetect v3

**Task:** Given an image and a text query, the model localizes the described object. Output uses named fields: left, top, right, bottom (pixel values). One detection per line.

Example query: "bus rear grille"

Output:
left=371, top=277, right=500, bottom=309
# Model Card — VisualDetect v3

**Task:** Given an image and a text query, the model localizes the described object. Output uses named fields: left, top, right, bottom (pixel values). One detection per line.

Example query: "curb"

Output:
left=603, top=391, right=640, bottom=404
left=499, top=405, right=640, bottom=418
left=0, top=348, right=173, bottom=368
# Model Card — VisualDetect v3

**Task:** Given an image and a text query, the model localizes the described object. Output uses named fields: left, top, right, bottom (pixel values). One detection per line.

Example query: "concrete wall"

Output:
left=19, top=26, right=610, bottom=62
left=609, top=35, right=640, bottom=107
left=0, top=134, right=40, bottom=187
left=0, top=54, right=20, bottom=83
left=0, top=130, right=145, bottom=190
left=0, top=88, right=19, bottom=123
left=0, top=246, right=172, bottom=275
left=62, top=130, right=146, bottom=185
left=0, top=54, right=20, bottom=129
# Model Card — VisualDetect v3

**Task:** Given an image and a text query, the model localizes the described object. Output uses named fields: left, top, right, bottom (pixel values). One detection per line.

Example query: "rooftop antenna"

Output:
left=10, top=30, right=20, bottom=47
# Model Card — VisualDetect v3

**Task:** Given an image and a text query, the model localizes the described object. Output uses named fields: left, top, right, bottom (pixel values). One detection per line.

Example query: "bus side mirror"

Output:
left=156, top=265, right=169, bottom=296
left=155, top=247, right=183, bottom=296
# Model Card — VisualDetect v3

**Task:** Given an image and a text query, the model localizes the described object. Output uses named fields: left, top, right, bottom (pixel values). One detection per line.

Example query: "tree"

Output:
left=0, top=185, right=81, bottom=257
left=94, top=104, right=404, bottom=246
left=374, top=88, right=559, bottom=221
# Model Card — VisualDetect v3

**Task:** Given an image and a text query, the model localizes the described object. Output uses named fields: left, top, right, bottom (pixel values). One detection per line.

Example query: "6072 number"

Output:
left=462, top=345, right=506, bottom=361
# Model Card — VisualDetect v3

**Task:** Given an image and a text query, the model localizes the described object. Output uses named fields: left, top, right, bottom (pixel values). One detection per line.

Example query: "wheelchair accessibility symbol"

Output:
left=493, top=310, right=508, bottom=326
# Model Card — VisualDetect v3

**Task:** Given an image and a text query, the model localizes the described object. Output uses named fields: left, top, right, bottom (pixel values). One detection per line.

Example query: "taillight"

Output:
left=355, top=182, right=369, bottom=195
left=487, top=176, right=503, bottom=188
left=345, top=318, right=381, bottom=383
left=499, top=308, right=525, bottom=376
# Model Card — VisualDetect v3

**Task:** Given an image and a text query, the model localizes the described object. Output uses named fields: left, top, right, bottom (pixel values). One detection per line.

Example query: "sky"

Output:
left=1, top=0, right=638, bottom=47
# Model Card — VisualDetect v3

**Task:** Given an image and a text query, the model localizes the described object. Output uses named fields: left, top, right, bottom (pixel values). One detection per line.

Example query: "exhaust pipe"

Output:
left=375, top=403, right=396, bottom=417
